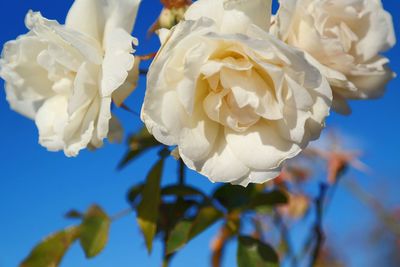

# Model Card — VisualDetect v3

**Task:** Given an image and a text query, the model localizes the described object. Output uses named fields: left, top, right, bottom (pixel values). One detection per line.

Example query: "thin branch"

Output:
left=138, top=52, right=157, bottom=61
left=178, top=159, right=185, bottom=185
left=273, top=209, right=298, bottom=267
left=111, top=207, right=134, bottom=221
left=211, top=225, right=232, bottom=267
left=324, top=176, right=342, bottom=214
left=298, top=171, right=344, bottom=266
left=120, top=103, right=141, bottom=117
left=310, top=183, right=328, bottom=267
left=139, top=68, right=148, bottom=76
left=162, top=240, right=173, bottom=267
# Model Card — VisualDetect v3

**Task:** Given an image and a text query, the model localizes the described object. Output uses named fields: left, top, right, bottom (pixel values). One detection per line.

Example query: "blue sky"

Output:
left=0, top=1, right=399, bottom=267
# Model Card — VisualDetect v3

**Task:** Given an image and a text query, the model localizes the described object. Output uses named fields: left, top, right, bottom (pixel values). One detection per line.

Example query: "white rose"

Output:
left=272, top=0, right=396, bottom=114
left=141, top=0, right=332, bottom=186
left=0, top=0, right=141, bottom=156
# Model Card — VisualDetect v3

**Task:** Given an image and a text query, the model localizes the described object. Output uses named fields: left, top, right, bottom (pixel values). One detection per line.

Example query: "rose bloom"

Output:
left=142, top=0, right=332, bottom=186
left=0, top=0, right=141, bottom=156
left=272, top=0, right=396, bottom=114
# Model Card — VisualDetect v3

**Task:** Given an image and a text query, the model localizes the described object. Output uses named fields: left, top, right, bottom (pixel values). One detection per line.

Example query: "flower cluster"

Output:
left=0, top=0, right=396, bottom=185
left=271, top=0, right=396, bottom=114
left=0, top=0, right=141, bottom=156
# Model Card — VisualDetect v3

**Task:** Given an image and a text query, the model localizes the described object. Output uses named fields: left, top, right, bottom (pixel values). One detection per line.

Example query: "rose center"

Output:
left=200, top=52, right=281, bottom=132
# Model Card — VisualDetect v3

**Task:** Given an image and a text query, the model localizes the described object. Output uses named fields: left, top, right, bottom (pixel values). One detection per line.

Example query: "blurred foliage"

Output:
left=80, top=206, right=110, bottom=258
left=21, top=227, right=80, bottom=267
left=237, top=236, right=279, bottom=267
left=19, top=121, right=400, bottom=267
left=118, top=127, right=161, bottom=170
left=21, top=205, right=110, bottom=267
left=137, top=156, right=165, bottom=252
left=19, top=126, right=400, bottom=267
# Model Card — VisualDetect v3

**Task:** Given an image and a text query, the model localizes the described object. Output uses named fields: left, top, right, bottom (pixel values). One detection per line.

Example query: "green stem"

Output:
left=111, top=207, right=133, bottom=221
left=178, top=159, right=185, bottom=185
left=162, top=257, right=171, bottom=267
left=309, top=183, right=328, bottom=267
left=162, top=234, right=173, bottom=267
left=273, top=209, right=298, bottom=267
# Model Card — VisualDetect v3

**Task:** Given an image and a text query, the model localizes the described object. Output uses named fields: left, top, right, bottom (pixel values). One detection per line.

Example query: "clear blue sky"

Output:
left=0, top=1, right=399, bottom=267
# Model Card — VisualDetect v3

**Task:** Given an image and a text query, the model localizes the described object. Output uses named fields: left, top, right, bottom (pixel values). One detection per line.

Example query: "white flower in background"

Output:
left=142, top=0, right=332, bottom=186
left=0, top=0, right=141, bottom=156
left=272, top=0, right=396, bottom=114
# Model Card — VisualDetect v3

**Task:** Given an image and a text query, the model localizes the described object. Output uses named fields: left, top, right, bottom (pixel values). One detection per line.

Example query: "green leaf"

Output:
left=165, top=205, right=223, bottom=255
left=166, top=220, right=192, bottom=255
left=161, top=185, right=205, bottom=198
left=249, top=190, right=288, bottom=210
left=137, top=158, right=164, bottom=253
left=213, top=184, right=255, bottom=211
left=118, top=128, right=160, bottom=169
left=80, top=205, right=111, bottom=258
left=65, top=209, right=83, bottom=219
left=189, top=206, right=223, bottom=240
left=158, top=199, right=197, bottom=234
left=127, top=184, right=144, bottom=206
left=237, top=236, right=279, bottom=267
left=20, top=226, right=80, bottom=267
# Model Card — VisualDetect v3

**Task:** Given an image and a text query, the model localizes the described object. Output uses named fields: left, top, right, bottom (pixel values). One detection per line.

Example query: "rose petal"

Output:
left=183, top=132, right=250, bottom=183
left=225, top=121, right=301, bottom=170
left=66, top=0, right=141, bottom=47
left=101, top=28, right=136, bottom=97
left=35, top=95, right=68, bottom=151
left=26, top=11, right=103, bottom=64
